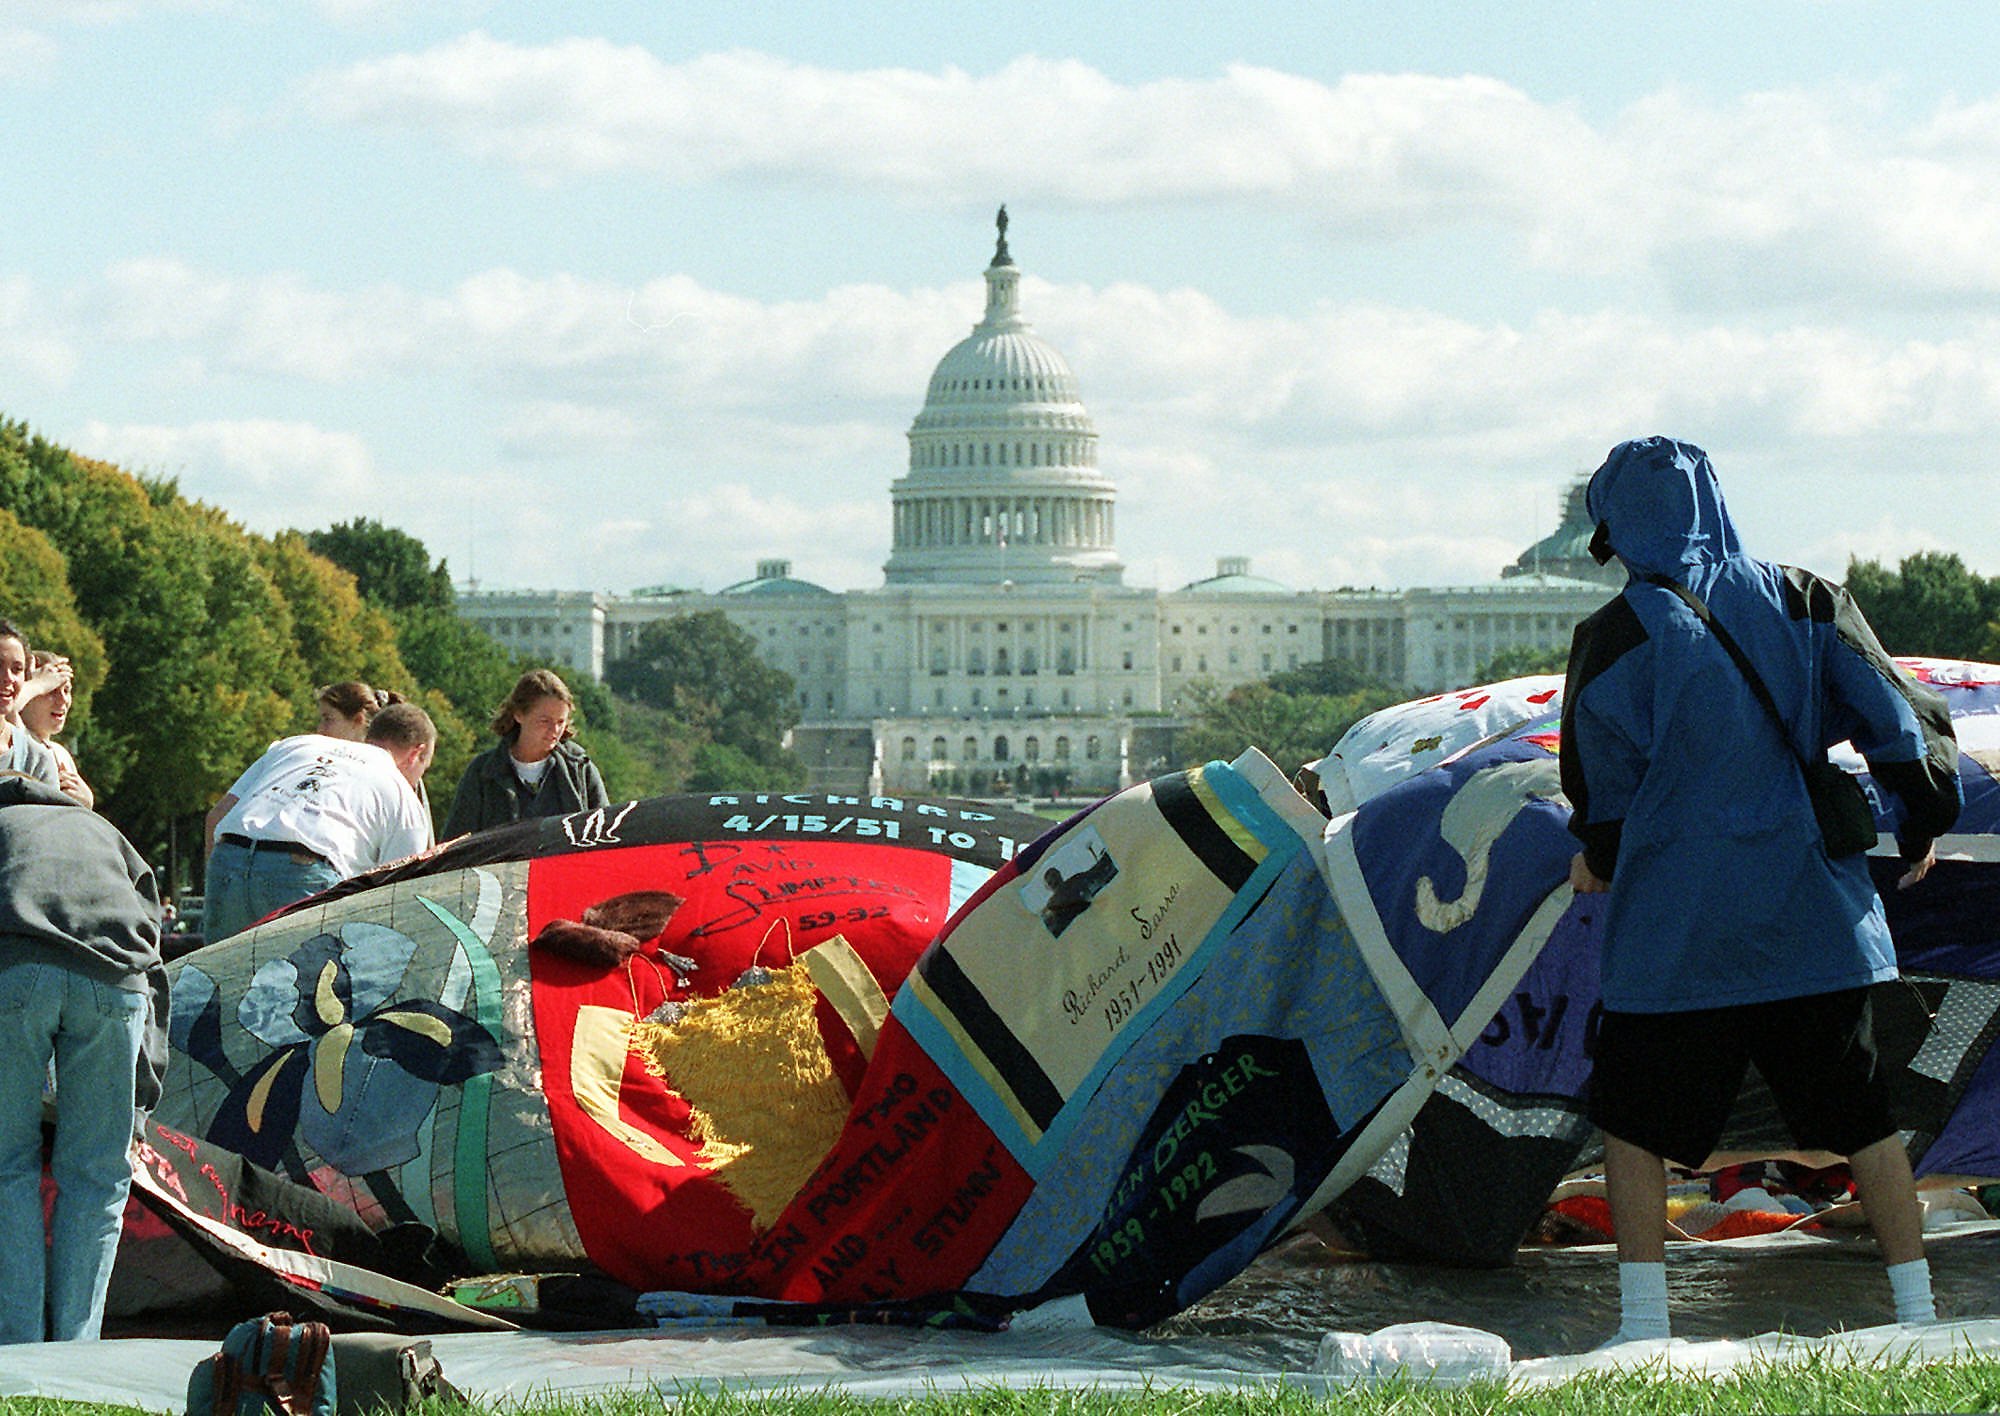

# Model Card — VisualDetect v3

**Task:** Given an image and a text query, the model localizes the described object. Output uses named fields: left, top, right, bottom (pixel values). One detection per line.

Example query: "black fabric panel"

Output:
left=1559, top=597, right=1647, bottom=851
left=1152, top=771, right=1256, bottom=893
left=917, top=945, right=1066, bottom=1132
left=1780, top=565, right=1843, bottom=623
left=1324, top=1068, right=1593, bottom=1267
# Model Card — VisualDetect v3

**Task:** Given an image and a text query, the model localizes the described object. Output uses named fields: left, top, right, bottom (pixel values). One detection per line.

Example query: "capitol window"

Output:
left=902, top=738, right=917, bottom=761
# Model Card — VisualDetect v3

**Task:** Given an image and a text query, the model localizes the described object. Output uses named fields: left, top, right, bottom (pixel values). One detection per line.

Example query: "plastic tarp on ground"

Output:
left=9, top=1224, right=2000, bottom=1407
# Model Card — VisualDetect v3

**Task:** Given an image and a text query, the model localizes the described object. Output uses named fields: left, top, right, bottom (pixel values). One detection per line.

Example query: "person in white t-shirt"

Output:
left=201, top=703, right=436, bottom=943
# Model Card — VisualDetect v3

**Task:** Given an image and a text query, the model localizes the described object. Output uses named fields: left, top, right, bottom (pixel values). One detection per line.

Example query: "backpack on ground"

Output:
left=187, top=1311, right=459, bottom=1416
left=186, top=1311, right=334, bottom=1416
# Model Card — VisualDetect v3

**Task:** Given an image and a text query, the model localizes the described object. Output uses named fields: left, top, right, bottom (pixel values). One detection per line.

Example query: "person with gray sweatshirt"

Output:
left=0, top=774, right=166, bottom=1344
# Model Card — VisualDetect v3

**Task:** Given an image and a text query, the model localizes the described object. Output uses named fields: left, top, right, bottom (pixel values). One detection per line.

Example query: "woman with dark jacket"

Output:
left=443, top=669, right=608, bottom=838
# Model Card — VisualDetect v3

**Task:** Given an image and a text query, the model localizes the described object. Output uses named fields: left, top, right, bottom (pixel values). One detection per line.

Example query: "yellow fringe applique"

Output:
left=629, top=952, right=853, bottom=1230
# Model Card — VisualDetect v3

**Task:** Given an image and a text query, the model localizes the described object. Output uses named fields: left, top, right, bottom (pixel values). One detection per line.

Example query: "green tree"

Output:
left=1476, top=643, right=1571, bottom=682
left=305, top=517, right=456, bottom=612
left=1845, top=552, right=2000, bottom=659
left=386, top=604, right=527, bottom=820
left=390, top=604, right=524, bottom=725
left=257, top=531, right=411, bottom=698
left=685, top=740, right=800, bottom=792
left=567, top=688, right=701, bottom=802
left=605, top=611, right=802, bottom=774
left=0, top=428, right=306, bottom=851
left=1177, top=678, right=1398, bottom=776
left=1265, top=657, right=1388, bottom=698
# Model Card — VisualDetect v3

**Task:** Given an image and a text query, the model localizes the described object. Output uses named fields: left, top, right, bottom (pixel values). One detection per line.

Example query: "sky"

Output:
left=5, top=2, right=2000, bottom=599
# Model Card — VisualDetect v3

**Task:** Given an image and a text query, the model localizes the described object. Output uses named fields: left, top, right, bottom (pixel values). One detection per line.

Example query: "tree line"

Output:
left=1177, top=550, right=2000, bottom=777
left=6, top=412, right=1991, bottom=874
left=0, top=419, right=803, bottom=890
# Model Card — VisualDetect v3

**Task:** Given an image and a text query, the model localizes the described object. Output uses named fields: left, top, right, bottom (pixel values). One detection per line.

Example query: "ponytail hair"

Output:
left=317, top=680, right=404, bottom=721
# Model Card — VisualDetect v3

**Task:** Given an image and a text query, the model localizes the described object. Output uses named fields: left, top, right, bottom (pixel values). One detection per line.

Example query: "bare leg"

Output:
left=1604, top=1133, right=1668, bottom=1262
left=1848, top=1133, right=1924, bottom=1267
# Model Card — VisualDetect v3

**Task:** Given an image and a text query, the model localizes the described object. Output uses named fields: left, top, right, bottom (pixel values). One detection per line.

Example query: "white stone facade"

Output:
left=457, top=216, right=1609, bottom=795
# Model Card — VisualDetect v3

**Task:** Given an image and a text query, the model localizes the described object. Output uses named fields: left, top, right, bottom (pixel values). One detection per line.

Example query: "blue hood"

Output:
left=1585, top=436, right=1743, bottom=582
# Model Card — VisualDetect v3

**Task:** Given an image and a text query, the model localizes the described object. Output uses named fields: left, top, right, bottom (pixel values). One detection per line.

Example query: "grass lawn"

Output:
left=8, top=1350, right=2000, bottom=1416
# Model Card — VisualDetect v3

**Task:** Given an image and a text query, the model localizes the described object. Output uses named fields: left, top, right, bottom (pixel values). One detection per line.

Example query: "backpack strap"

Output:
left=285, top=1321, right=332, bottom=1416
left=1644, top=574, right=1813, bottom=774
left=207, top=1353, right=244, bottom=1416
left=225, top=1313, right=333, bottom=1416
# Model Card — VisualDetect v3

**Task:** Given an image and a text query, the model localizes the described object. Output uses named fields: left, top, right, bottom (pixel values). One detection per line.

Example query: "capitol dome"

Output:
left=1502, top=478, right=1623, bottom=587
left=883, top=210, right=1122, bottom=587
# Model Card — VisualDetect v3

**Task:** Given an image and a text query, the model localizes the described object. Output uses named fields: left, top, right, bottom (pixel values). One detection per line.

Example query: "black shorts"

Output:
left=1587, top=987, right=1899, bottom=1170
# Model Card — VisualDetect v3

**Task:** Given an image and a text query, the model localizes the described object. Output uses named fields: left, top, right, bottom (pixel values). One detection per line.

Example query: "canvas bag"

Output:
left=186, top=1312, right=334, bottom=1416
left=188, top=1312, right=458, bottom=1416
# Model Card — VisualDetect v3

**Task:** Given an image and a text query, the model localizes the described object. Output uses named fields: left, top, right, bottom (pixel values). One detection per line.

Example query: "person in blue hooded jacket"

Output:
left=1559, top=437, right=1961, bottom=1345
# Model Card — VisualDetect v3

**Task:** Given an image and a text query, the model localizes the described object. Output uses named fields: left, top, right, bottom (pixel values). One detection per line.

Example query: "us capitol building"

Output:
left=458, top=215, right=1613, bottom=796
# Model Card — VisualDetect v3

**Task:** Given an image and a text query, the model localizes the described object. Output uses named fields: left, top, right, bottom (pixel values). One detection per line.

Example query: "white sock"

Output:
left=1618, top=1261, right=1670, bottom=1340
left=1887, top=1258, right=1935, bottom=1325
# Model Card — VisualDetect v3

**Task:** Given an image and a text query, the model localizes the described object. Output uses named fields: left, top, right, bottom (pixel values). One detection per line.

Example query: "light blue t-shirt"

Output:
left=0, top=729, right=61, bottom=791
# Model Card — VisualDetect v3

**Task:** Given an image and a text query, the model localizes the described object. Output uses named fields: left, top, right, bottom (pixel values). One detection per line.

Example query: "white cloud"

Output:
left=0, top=0, right=227, bottom=20
left=62, top=255, right=2000, bottom=593
left=300, top=41, right=2000, bottom=306
left=0, top=25, right=56, bottom=79
left=0, top=275, right=77, bottom=386
left=74, top=418, right=380, bottom=530
left=497, top=400, right=644, bottom=458
left=301, top=40, right=1596, bottom=220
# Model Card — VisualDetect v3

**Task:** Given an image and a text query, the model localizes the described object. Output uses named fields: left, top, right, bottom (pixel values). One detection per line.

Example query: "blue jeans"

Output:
left=203, top=841, right=341, bottom=943
left=0, top=950, right=148, bottom=1343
